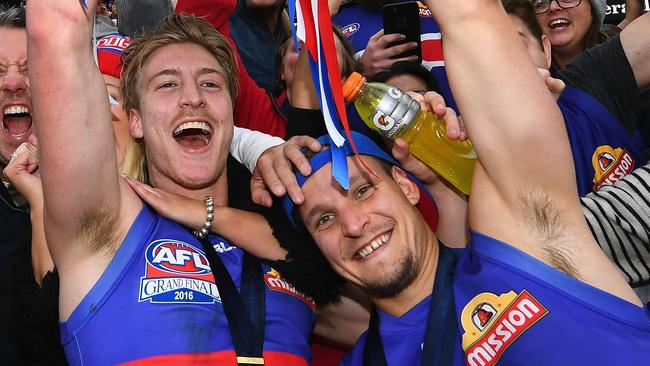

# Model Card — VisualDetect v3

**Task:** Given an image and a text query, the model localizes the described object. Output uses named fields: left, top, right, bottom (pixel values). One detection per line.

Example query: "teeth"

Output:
left=550, top=19, right=570, bottom=27
left=173, top=121, right=211, bottom=136
left=358, top=232, right=390, bottom=259
left=3, top=105, right=29, bottom=116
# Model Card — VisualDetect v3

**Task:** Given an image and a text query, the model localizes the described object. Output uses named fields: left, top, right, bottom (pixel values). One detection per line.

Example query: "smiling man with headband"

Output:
left=274, top=0, right=650, bottom=364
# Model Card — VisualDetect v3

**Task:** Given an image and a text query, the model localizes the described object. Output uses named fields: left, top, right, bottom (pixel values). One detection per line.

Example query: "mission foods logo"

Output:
left=592, top=145, right=634, bottom=190
left=264, top=268, right=316, bottom=311
left=139, top=239, right=220, bottom=304
left=460, top=291, right=548, bottom=366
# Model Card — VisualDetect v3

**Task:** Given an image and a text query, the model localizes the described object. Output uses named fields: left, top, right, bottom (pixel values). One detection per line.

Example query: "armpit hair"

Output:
left=516, top=185, right=581, bottom=279
left=76, top=207, right=120, bottom=256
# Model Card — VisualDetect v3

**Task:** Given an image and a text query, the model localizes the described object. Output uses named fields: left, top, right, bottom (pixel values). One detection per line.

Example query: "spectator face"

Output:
left=129, top=42, right=234, bottom=190
left=509, top=15, right=551, bottom=69
left=0, top=27, right=31, bottom=167
left=297, top=156, right=433, bottom=299
left=385, top=74, right=429, bottom=95
left=536, top=0, right=592, bottom=51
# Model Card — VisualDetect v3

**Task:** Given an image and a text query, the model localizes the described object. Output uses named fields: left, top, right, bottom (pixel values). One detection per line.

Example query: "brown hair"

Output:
left=120, top=13, right=239, bottom=113
left=503, top=0, right=546, bottom=50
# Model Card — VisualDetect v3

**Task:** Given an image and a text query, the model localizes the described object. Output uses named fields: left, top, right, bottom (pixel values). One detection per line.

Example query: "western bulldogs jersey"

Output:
left=333, top=1, right=456, bottom=111
left=339, top=296, right=435, bottom=366
left=454, top=232, right=650, bottom=366
left=559, top=86, right=644, bottom=196
left=60, top=205, right=315, bottom=365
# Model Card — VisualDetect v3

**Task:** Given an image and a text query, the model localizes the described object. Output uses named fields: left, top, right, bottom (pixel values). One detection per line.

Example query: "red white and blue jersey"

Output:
left=559, top=86, right=644, bottom=196
left=454, top=232, right=650, bottom=366
left=333, top=1, right=456, bottom=111
left=60, top=205, right=316, bottom=366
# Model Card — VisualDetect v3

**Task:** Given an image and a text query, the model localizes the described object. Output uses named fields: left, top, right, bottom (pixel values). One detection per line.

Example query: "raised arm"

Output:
left=424, top=0, right=639, bottom=303
left=26, top=2, right=139, bottom=266
left=620, top=11, right=650, bottom=90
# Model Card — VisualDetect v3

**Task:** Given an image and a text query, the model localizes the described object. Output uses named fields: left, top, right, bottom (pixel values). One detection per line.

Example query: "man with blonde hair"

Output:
left=27, top=1, right=314, bottom=364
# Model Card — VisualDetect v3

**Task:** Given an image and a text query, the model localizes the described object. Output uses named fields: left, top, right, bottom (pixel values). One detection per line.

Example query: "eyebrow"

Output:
left=146, top=67, right=224, bottom=87
left=301, top=172, right=364, bottom=225
left=195, top=67, right=223, bottom=78
left=146, top=68, right=180, bottom=87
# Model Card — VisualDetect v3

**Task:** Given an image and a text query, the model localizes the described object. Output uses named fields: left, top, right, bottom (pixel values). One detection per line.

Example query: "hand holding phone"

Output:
left=382, top=1, right=422, bottom=62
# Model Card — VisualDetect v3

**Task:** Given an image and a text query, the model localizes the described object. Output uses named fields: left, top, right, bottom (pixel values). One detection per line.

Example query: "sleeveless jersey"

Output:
left=454, top=231, right=650, bottom=366
left=60, top=205, right=316, bottom=365
left=559, top=86, right=644, bottom=196
left=333, top=1, right=456, bottom=112
left=340, top=295, right=434, bottom=366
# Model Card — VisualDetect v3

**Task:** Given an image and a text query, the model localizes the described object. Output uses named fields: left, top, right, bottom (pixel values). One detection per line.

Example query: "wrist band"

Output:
left=193, top=196, right=214, bottom=239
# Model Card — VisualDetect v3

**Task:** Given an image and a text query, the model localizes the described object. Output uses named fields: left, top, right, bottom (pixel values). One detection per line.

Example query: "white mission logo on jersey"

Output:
left=460, top=290, right=549, bottom=366
left=139, top=239, right=221, bottom=304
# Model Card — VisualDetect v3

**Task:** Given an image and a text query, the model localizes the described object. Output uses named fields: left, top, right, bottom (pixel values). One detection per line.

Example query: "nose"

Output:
left=179, top=81, right=205, bottom=108
left=2, top=64, right=27, bottom=93
left=548, top=0, right=562, bottom=12
left=338, top=204, right=370, bottom=238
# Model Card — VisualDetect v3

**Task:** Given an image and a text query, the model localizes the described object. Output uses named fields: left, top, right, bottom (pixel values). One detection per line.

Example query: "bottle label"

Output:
left=370, top=87, right=420, bottom=138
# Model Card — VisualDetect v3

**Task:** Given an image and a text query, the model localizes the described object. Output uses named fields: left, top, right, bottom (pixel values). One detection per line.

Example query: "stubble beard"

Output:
left=362, top=248, right=418, bottom=299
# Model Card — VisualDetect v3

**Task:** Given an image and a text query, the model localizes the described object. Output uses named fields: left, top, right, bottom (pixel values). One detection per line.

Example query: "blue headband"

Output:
left=282, top=131, right=438, bottom=228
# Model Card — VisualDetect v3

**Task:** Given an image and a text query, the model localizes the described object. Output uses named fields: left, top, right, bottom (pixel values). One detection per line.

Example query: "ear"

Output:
left=391, top=166, right=420, bottom=206
left=541, top=34, right=552, bottom=69
left=129, top=109, right=144, bottom=139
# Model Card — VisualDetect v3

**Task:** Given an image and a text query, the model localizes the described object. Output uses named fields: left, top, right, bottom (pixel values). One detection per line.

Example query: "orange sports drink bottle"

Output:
left=342, top=72, right=476, bottom=194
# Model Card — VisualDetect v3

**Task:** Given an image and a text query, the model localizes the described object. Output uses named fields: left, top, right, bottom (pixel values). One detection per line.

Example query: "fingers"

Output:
left=457, top=115, right=468, bottom=141
left=28, top=134, right=38, bottom=147
left=369, top=28, right=385, bottom=42
left=442, top=107, right=462, bottom=140
left=254, top=154, right=286, bottom=197
left=545, top=75, right=566, bottom=96
left=385, top=41, right=418, bottom=58
left=250, top=175, right=274, bottom=207
left=123, top=175, right=162, bottom=205
left=391, top=138, right=438, bottom=186
left=286, top=135, right=321, bottom=176
left=271, top=155, right=304, bottom=204
left=422, top=91, right=446, bottom=116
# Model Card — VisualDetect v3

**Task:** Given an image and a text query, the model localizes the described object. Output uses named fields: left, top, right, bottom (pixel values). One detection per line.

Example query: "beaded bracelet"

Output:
left=193, top=196, right=214, bottom=239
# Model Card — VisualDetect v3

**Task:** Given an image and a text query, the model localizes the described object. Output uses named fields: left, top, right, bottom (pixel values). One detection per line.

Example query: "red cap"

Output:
left=96, top=33, right=131, bottom=78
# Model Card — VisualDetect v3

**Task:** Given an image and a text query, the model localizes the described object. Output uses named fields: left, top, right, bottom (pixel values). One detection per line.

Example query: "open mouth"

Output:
left=549, top=18, right=570, bottom=30
left=172, top=121, right=213, bottom=149
left=3, top=105, right=32, bottom=138
left=356, top=231, right=392, bottom=259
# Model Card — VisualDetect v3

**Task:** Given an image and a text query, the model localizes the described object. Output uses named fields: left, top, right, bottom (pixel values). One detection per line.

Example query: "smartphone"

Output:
left=382, top=1, right=422, bottom=62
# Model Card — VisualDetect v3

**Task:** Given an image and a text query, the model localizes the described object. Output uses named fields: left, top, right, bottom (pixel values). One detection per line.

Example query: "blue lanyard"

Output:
left=363, top=244, right=458, bottom=366
left=198, top=235, right=266, bottom=366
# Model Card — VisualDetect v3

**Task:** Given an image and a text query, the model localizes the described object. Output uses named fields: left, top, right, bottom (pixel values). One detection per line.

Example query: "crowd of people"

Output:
left=0, top=0, right=649, bottom=365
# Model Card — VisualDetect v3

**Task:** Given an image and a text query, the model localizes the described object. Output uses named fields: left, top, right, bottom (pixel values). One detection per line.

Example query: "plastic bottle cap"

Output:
left=342, top=71, right=367, bottom=102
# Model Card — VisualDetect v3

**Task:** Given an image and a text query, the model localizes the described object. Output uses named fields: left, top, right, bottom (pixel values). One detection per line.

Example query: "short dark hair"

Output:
left=0, top=5, right=26, bottom=28
left=502, top=0, right=545, bottom=50
left=369, top=61, right=442, bottom=94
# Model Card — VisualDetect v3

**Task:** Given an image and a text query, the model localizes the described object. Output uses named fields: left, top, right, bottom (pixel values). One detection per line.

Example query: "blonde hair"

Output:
left=120, top=13, right=239, bottom=113
left=119, top=138, right=148, bottom=183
